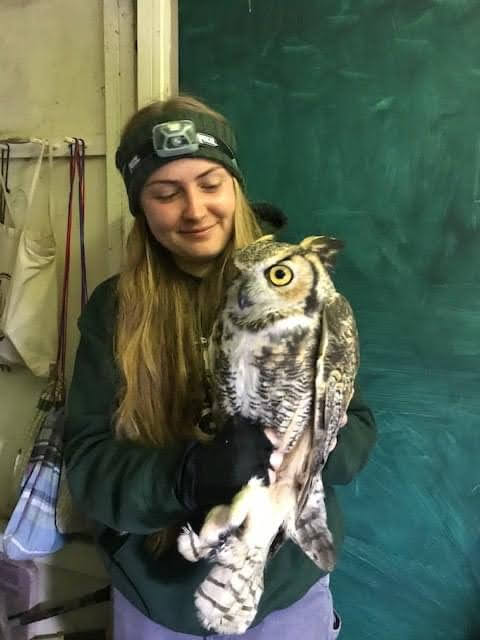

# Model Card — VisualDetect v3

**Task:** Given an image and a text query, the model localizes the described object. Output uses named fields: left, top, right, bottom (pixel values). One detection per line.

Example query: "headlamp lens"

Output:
left=152, top=120, right=199, bottom=158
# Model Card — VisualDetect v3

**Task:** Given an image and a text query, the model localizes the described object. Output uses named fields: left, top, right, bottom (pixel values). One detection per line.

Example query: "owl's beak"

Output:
left=237, top=286, right=253, bottom=310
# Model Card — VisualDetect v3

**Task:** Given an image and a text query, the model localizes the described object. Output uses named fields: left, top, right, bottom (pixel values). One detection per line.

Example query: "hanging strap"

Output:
left=1, top=143, right=11, bottom=225
left=0, top=163, right=16, bottom=228
left=55, top=138, right=89, bottom=383
left=75, top=139, right=88, bottom=308
left=55, top=143, right=76, bottom=382
left=23, top=140, right=46, bottom=230
left=47, top=142, right=56, bottom=233
left=0, top=140, right=46, bottom=230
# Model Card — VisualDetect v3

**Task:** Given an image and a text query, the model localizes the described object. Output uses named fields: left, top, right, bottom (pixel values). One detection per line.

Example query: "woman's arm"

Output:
left=322, top=385, right=377, bottom=486
left=64, top=280, right=189, bottom=534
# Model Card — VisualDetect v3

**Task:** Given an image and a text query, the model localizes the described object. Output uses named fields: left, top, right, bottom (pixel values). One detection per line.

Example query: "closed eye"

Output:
left=199, top=178, right=223, bottom=192
left=154, top=191, right=179, bottom=201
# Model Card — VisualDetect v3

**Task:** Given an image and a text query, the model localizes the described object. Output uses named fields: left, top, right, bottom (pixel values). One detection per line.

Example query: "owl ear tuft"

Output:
left=300, top=235, right=344, bottom=269
left=253, top=234, right=275, bottom=244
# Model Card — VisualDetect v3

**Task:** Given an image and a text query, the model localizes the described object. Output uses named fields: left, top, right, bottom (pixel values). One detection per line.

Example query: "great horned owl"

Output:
left=178, top=235, right=359, bottom=634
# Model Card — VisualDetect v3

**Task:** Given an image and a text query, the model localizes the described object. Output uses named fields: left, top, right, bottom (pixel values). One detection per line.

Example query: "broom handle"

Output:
left=8, top=585, right=110, bottom=626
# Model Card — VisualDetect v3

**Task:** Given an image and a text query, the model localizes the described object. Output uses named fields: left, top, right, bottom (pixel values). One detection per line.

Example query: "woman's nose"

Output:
left=182, top=188, right=206, bottom=220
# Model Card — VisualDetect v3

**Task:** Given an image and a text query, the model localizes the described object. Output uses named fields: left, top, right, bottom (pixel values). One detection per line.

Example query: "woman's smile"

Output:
left=179, top=223, right=217, bottom=237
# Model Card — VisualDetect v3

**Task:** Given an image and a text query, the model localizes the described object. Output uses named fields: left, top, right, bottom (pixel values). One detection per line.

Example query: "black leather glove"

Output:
left=176, top=415, right=273, bottom=511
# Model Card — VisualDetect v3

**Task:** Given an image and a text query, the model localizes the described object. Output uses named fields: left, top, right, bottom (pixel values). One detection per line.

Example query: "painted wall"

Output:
left=0, top=0, right=135, bottom=635
left=180, top=2, right=480, bottom=639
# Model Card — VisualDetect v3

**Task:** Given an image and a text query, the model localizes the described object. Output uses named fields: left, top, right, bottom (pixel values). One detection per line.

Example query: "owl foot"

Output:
left=178, top=477, right=269, bottom=563
left=178, top=503, right=239, bottom=562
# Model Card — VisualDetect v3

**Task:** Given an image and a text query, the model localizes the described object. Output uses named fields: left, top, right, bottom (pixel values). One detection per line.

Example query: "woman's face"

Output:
left=140, top=158, right=236, bottom=274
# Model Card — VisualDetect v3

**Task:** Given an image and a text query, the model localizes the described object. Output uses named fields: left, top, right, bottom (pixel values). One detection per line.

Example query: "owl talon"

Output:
left=177, top=524, right=204, bottom=562
left=206, top=548, right=218, bottom=562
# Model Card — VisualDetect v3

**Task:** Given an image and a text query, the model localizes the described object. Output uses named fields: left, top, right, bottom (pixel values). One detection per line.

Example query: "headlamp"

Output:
left=152, top=120, right=199, bottom=158
left=121, top=119, right=235, bottom=178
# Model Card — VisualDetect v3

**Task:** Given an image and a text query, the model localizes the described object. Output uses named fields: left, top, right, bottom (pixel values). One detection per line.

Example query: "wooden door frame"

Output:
left=103, top=0, right=178, bottom=260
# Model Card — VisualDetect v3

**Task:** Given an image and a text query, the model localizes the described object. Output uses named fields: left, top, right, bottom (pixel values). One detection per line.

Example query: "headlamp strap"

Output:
left=123, top=119, right=237, bottom=177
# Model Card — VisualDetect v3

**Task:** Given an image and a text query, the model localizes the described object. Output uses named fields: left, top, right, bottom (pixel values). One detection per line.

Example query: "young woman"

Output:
left=64, top=95, right=376, bottom=639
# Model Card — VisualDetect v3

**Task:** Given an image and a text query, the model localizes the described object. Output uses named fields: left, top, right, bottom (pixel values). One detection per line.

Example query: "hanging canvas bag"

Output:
left=0, top=141, right=58, bottom=377
left=0, top=160, right=21, bottom=368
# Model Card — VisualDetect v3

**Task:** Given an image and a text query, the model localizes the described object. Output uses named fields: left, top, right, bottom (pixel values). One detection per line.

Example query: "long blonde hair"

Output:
left=114, top=96, right=262, bottom=447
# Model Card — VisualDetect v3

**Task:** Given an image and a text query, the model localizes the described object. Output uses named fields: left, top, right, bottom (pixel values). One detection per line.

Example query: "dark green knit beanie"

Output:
left=115, top=105, right=245, bottom=216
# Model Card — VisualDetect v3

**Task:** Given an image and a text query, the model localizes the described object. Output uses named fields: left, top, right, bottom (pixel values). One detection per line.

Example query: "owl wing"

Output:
left=320, top=293, right=359, bottom=460
left=290, top=293, right=359, bottom=571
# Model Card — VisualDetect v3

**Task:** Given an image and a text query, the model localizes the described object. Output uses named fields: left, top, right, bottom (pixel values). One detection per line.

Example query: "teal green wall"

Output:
left=180, top=2, right=480, bottom=638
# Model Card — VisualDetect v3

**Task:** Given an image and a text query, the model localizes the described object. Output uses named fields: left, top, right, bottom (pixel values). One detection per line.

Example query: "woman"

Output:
left=64, top=95, right=376, bottom=639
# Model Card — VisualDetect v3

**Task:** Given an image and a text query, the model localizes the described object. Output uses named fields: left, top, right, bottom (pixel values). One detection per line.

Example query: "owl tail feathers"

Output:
left=194, top=541, right=267, bottom=635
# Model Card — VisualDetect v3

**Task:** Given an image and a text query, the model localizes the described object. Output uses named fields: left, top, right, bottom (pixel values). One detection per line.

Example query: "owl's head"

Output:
left=223, top=235, right=343, bottom=329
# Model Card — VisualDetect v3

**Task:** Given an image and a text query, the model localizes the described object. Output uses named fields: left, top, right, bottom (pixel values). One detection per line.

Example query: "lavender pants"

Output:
left=113, top=575, right=341, bottom=640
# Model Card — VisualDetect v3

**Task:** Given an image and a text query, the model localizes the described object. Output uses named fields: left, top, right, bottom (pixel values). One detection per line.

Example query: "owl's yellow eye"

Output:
left=266, top=264, right=293, bottom=286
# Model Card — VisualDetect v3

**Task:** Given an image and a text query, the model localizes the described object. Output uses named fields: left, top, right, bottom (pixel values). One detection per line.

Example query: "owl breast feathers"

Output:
left=178, top=234, right=359, bottom=635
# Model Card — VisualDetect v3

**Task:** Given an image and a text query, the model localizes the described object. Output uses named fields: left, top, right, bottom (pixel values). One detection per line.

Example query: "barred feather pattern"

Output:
left=178, top=477, right=296, bottom=633
left=195, top=545, right=266, bottom=634
left=179, top=515, right=268, bottom=634
left=177, top=236, right=359, bottom=634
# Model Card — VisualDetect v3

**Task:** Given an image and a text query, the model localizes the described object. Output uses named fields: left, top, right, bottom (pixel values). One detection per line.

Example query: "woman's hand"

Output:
left=176, top=416, right=281, bottom=511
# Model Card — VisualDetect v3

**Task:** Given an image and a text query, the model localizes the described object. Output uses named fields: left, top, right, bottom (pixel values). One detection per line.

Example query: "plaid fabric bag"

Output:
left=3, top=378, right=66, bottom=559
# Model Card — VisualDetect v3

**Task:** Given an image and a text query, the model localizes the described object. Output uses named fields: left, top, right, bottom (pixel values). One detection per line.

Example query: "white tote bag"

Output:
left=0, top=142, right=58, bottom=377
left=0, top=167, right=22, bottom=368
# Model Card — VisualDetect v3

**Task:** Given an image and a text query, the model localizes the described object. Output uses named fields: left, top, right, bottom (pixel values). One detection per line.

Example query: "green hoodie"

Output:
left=64, top=276, right=376, bottom=635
